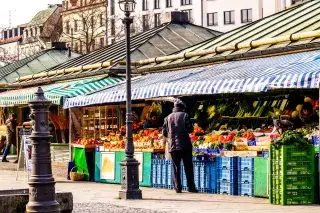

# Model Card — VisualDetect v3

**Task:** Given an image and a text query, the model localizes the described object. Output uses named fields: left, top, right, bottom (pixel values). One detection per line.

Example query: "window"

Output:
left=111, top=0, right=115, bottom=15
left=66, top=21, right=70, bottom=34
left=224, top=10, right=235, bottom=25
left=100, top=37, right=104, bottom=47
left=154, top=13, right=161, bottom=27
left=82, top=18, right=86, bottom=30
left=75, top=42, right=79, bottom=52
left=182, top=9, right=192, bottom=21
left=66, top=0, right=69, bottom=9
left=30, top=29, right=33, bottom=37
left=111, top=19, right=115, bottom=36
left=181, top=0, right=192, bottom=6
left=80, top=41, right=83, bottom=53
left=92, top=39, right=95, bottom=51
left=241, top=9, right=252, bottom=23
left=80, top=0, right=83, bottom=7
left=166, top=0, right=172, bottom=7
left=154, top=0, right=160, bottom=9
left=142, top=15, right=150, bottom=31
left=74, top=20, right=78, bottom=32
left=91, top=16, right=94, bottom=28
left=142, top=0, right=148, bottom=11
left=100, top=14, right=104, bottom=27
left=207, top=13, right=218, bottom=26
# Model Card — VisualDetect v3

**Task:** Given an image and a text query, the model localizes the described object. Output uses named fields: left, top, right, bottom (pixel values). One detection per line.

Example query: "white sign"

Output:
left=23, top=136, right=32, bottom=171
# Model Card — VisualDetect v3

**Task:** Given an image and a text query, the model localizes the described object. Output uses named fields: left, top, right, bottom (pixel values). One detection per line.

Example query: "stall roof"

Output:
left=0, top=76, right=124, bottom=106
left=136, top=0, right=320, bottom=72
left=15, top=22, right=221, bottom=86
left=64, top=49, right=320, bottom=108
left=0, top=49, right=80, bottom=84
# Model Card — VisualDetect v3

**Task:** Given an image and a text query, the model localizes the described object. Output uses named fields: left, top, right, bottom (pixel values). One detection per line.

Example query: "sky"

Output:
left=0, top=0, right=62, bottom=29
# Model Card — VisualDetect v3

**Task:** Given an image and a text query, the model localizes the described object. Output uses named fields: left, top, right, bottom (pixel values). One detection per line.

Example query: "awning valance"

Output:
left=64, top=50, right=320, bottom=108
left=0, top=76, right=125, bottom=106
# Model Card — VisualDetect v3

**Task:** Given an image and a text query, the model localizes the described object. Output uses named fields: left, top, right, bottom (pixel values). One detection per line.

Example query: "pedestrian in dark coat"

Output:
left=163, top=99, right=198, bottom=193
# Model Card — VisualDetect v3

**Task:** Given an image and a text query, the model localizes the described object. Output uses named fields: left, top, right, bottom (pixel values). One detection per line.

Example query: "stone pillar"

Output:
left=26, top=87, right=60, bottom=213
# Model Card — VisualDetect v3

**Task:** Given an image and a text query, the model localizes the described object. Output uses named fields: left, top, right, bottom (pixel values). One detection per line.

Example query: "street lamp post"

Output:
left=118, top=0, right=142, bottom=200
left=26, top=87, right=60, bottom=212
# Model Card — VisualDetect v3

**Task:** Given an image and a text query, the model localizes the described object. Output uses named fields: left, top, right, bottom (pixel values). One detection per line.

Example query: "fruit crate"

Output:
left=238, top=157, right=254, bottom=171
left=238, top=183, right=254, bottom=197
left=216, top=156, right=238, bottom=170
left=217, top=181, right=238, bottom=195
left=238, top=170, right=254, bottom=184
left=254, top=157, right=268, bottom=197
left=217, top=169, right=238, bottom=183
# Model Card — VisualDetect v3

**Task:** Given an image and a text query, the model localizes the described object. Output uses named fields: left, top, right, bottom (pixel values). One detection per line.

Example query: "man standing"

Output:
left=163, top=99, right=198, bottom=193
left=2, top=114, right=18, bottom=163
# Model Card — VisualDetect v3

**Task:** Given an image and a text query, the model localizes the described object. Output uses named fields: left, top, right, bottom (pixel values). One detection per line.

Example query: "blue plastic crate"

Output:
left=238, top=157, right=254, bottom=171
left=238, top=170, right=254, bottom=184
left=181, top=163, right=187, bottom=191
left=262, top=150, right=269, bottom=158
left=194, top=161, right=212, bottom=193
left=167, top=161, right=174, bottom=189
left=238, top=183, right=254, bottom=197
left=156, top=159, right=162, bottom=188
left=151, top=159, right=158, bottom=187
left=217, top=169, right=238, bottom=183
left=161, top=160, right=168, bottom=188
left=209, top=161, right=217, bottom=193
left=217, top=157, right=238, bottom=170
left=217, top=181, right=238, bottom=195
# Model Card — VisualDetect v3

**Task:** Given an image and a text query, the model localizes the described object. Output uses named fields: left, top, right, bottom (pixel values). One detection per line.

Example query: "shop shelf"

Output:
left=217, top=181, right=238, bottom=195
left=216, top=156, right=238, bottom=170
left=217, top=169, right=238, bottom=183
left=238, top=183, right=254, bottom=197
left=238, top=157, right=254, bottom=171
left=238, top=170, right=254, bottom=184
left=254, top=157, right=268, bottom=197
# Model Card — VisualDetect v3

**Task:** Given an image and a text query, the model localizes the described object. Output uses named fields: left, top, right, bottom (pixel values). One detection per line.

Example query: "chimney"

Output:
left=163, top=11, right=189, bottom=24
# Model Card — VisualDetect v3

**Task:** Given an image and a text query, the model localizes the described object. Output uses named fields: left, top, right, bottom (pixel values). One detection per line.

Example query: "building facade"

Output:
left=61, top=0, right=107, bottom=54
left=108, top=0, right=306, bottom=35
left=0, top=25, right=25, bottom=65
left=20, top=4, right=62, bottom=58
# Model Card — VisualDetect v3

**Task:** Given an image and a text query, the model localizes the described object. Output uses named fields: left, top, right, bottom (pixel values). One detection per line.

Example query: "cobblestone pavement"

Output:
left=74, top=203, right=166, bottom=213
left=1, top=170, right=320, bottom=213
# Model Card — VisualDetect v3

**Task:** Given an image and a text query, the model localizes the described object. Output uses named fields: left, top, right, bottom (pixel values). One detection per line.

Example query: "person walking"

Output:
left=2, top=114, right=18, bottom=163
left=162, top=99, right=198, bottom=193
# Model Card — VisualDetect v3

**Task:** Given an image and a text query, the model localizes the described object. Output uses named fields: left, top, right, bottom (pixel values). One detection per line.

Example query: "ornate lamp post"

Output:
left=26, top=87, right=60, bottom=212
left=118, top=0, right=142, bottom=200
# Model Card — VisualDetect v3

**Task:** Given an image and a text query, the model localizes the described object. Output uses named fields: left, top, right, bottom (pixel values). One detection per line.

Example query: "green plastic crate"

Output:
left=269, top=145, right=315, bottom=205
left=139, top=152, right=152, bottom=187
left=254, top=157, right=268, bottom=198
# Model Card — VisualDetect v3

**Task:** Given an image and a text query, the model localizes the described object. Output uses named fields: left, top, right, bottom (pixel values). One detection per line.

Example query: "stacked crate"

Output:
left=269, top=145, right=315, bottom=205
left=238, top=157, right=254, bottom=197
left=254, top=157, right=268, bottom=197
left=217, top=157, right=238, bottom=195
left=181, top=160, right=217, bottom=193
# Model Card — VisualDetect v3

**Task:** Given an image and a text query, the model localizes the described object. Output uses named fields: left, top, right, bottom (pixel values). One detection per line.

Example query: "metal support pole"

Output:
left=119, top=11, right=142, bottom=200
left=26, top=87, right=60, bottom=213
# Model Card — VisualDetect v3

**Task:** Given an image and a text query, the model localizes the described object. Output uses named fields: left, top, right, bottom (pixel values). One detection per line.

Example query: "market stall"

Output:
left=69, top=101, right=168, bottom=183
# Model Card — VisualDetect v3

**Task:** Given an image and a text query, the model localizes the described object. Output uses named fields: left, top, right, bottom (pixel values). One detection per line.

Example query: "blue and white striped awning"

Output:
left=64, top=50, right=320, bottom=108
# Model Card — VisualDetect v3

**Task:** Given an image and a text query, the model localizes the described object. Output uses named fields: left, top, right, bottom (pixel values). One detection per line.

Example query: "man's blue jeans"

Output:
left=2, top=144, right=11, bottom=160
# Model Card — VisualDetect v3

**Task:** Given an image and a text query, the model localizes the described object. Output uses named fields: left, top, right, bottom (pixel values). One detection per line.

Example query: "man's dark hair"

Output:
left=11, top=113, right=17, bottom=118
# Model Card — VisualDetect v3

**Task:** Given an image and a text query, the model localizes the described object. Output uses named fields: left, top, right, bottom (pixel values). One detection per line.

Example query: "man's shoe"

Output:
left=13, top=159, right=18, bottom=164
left=2, top=159, right=9, bottom=162
left=188, top=188, right=198, bottom=193
left=175, top=189, right=182, bottom=193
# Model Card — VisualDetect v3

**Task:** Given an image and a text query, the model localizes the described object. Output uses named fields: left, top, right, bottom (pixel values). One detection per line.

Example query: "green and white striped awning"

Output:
left=0, top=76, right=124, bottom=106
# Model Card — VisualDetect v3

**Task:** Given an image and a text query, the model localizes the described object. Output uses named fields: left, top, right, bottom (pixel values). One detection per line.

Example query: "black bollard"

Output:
left=26, top=87, right=60, bottom=213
